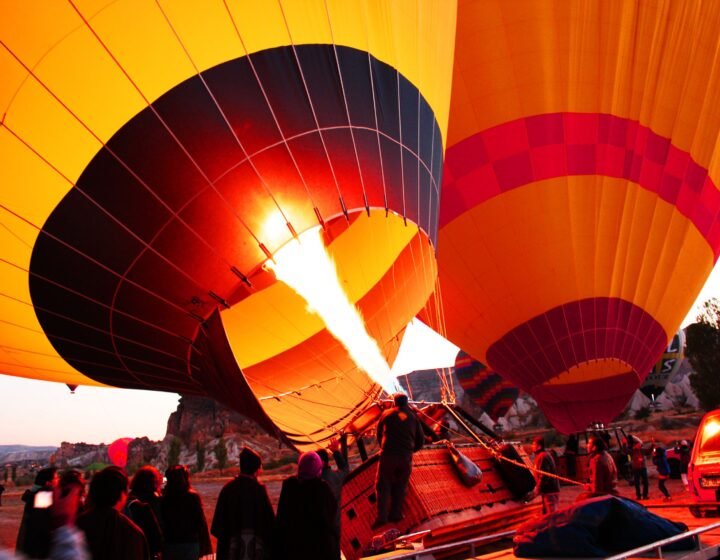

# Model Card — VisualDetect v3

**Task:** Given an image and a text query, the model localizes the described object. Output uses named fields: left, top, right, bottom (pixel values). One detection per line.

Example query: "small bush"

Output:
left=264, top=454, right=299, bottom=471
left=635, top=407, right=651, bottom=420
left=14, top=474, right=34, bottom=486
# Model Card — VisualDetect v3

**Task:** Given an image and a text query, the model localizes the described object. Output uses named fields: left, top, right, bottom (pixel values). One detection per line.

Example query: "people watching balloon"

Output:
left=318, top=441, right=349, bottom=549
left=212, top=446, right=275, bottom=560
left=274, top=451, right=339, bottom=560
left=125, top=466, right=164, bottom=559
left=76, top=466, right=149, bottom=560
left=16, top=467, right=58, bottom=558
left=161, top=465, right=212, bottom=560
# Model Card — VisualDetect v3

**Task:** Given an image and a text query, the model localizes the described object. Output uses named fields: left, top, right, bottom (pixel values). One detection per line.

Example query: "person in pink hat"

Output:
left=274, top=451, right=339, bottom=560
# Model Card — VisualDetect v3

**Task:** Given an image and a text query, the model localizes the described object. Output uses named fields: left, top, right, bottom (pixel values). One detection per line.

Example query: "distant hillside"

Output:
left=0, top=445, right=56, bottom=464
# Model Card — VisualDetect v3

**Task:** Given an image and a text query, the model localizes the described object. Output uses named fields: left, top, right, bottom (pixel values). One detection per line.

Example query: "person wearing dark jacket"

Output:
left=274, top=452, right=339, bottom=560
left=161, top=465, right=212, bottom=560
left=318, top=441, right=349, bottom=549
left=76, top=466, right=148, bottom=560
left=125, top=466, right=163, bottom=559
left=531, top=436, right=560, bottom=514
left=654, top=446, right=672, bottom=500
left=576, top=436, right=618, bottom=502
left=372, top=392, right=425, bottom=528
left=211, top=447, right=275, bottom=560
left=16, top=467, right=58, bottom=558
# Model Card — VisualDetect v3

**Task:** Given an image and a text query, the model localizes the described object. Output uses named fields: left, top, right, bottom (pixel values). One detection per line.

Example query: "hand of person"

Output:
left=328, top=438, right=341, bottom=452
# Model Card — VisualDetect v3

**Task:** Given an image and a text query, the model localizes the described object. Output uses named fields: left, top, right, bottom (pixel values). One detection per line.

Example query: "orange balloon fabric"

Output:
left=429, top=0, right=720, bottom=432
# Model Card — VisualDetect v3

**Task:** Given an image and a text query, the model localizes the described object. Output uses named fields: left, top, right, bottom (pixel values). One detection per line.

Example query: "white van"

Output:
left=688, top=409, right=720, bottom=516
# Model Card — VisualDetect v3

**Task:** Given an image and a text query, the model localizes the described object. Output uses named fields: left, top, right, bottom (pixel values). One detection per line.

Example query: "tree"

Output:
left=686, top=298, right=720, bottom=411
left=214, top=437, right=228, bottom=473
left=167, top=437, right=182, bottom=468
left=195, top=440, right=206, bottom=472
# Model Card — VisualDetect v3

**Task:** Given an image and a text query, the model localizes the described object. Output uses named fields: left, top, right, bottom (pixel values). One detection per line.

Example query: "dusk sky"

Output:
left=0, top=265, right=717, bottom=447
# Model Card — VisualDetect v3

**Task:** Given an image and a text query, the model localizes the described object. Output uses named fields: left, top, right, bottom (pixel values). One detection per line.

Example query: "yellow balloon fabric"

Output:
left=0, top=0, right=455, bottom=448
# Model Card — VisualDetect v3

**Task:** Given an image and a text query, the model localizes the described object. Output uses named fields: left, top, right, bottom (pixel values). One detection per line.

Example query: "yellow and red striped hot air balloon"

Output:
left=426, top=0, right=720, bottom=433
left=0, top=1, right=456, bottom=449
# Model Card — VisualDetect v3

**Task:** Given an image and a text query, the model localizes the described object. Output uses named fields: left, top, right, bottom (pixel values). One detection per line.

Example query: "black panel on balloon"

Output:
left=29, top=45, right=442, bottom=391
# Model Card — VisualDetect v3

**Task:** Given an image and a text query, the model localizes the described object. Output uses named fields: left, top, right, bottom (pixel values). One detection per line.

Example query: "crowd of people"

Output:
left=531, top=430, right=692, bottom=514
left=6, top=393, right=430, bottom=560
left=7, top=404, right=693, bottom=560
left=10, top=443, right=353, bottom=560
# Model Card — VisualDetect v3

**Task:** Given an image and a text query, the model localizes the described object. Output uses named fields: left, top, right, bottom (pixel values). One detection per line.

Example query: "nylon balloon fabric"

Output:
left=423, top=0, right=720, bottom=433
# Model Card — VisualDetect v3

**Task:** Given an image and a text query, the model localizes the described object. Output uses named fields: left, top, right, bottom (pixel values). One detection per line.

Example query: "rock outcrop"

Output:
left=158, top=395, right=294, bottom=471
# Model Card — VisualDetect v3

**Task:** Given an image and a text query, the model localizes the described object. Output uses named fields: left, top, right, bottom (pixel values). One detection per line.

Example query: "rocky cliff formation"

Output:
left=158, top=395, right=294, bottom=471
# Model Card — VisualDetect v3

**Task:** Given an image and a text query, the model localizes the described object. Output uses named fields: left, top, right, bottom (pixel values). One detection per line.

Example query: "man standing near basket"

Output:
left=372, top=393, right=425, bottom=529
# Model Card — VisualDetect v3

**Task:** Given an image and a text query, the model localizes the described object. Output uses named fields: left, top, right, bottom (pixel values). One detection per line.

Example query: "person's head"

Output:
left=393, top=392, right=409, bottom=408
left=88, top=466, right=128, bottom=510
left=316, top=449, right=330, bottom=468
left=35, top=467, right=58, bottom=489
left=239, top=447, right=262, bottom=476
left=297, top=452, right=323, bottom=481
left=588, top=435, right=607, bottom=454
left=164, top=465, right=190, bottom=495
left=532, top=436, right=545, bottom=452
left=58, top=469, right=86, bottom=516
left=681, top=440, right=689, bottom=448
left=59, top=469, right=85, bottom=497
left=130, top=466, right=162, bottom=498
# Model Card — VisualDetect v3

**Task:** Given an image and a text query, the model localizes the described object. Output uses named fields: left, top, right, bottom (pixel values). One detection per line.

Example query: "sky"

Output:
left=0, top=264, right=718, bottom=447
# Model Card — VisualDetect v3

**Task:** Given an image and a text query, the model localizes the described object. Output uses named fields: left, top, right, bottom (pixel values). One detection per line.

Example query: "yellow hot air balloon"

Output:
left=424, top=0, right=720, bottom=433
left=0, top=1, right=456, bottom=449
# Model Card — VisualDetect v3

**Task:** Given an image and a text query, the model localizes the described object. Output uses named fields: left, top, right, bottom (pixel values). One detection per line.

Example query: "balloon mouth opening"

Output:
left=542, top=358, right=635, bottom=387
left=264, top=223, right=400, bottom=393
left=227, top=209, right=434, bottom=306
left=219, top=207, right=437, bottom=378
